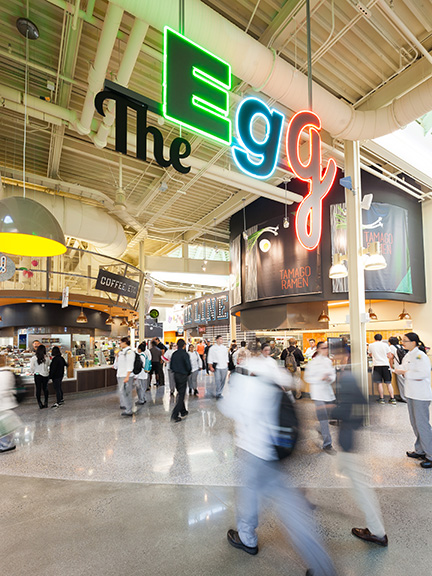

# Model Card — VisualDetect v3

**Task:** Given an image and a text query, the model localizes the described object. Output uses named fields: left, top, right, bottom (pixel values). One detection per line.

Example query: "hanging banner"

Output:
left=95, top=269, right=140, bottom=298
left=330, top=202, right=412, bottom=294
left=245, top=216, right=322, bottom=301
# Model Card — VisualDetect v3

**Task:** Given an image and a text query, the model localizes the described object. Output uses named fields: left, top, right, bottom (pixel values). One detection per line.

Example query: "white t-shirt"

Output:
left=368, top=341, right=391, bottom=367
left=401, top=347, right=432, bottom=401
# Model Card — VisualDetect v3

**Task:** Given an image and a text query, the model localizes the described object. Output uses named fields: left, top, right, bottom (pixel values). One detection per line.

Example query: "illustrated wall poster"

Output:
left=330, top=202, right=412, bottom=294
left=245, top=216, right=322, bottom=302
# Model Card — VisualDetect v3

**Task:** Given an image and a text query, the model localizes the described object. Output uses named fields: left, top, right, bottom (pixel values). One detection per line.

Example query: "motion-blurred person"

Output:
left=149, top=340, right=163, bottom=387
left=220, top=343, right=337, bottom=576
left=233, top=341, right=249, bottom=366
left=116, top=337, right=135, bottom=417
left=0, top=357, right=22, bottom=453
left=208, top=335, right=229, bottom=398
left=394, top=332, right=432, bottom=469
left=204, top=339, right=212, bottom=374
left=368, top=334, right=396, bottom=404
left=269, top=340, right=281, bottom=360
left=228, top=342, right=237, bottom=377
left=281, top=338, right=304, bottom=399
left=135, top=342, right=151, bottom=405
left=188, top=344, right=202, bottom=396
left=305, top=341, right=336, bottom=453
left=304, top=339, right=317, bottom=361
left=165, top=342, right=177, bottom=396
left=170, top=339, right=191, bottom=423
left=388, top=336, right=407, bottom=402
left=332, top=344, right=388, bottom=547
left=49, top=346, right=67, bottom=408
left=30, top=344, right=50, bottom=409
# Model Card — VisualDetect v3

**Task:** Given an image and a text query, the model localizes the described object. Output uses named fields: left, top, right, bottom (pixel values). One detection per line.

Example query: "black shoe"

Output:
left=420, top=458, right=432, bottom=468
left=181, top=410, right=189, bottom=417
left=120, top=405, right=126, bottom=410
left=227, top=529, right=258, bottom=555
left=44, top=403, right=48, bottom=408
left=194, top=389, right=199, bottom=396
left=189, top=389, right=193, bottom=395
left=59, top=400, right=65, bottom=405
left=121, top=411, right=133, bottom=417
left=351, top=527, right=388, bottom=547
left=171, top=416, right=182, bottom=423
left=38, top=401, right=44, bottom=409
left=406, top=451, right=426, bottom=459
left=51, top=403, right=59, bottom=409
left=0, top=445, right=16, bottom=453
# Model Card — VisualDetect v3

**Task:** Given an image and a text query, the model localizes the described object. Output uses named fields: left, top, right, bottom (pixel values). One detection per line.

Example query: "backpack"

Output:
left=143, top=354, right=152, bottom=373
left=133, top=352, right=143, bottom=375
left=285, top=350, right=297, bottom=373
left=268, top=386, right=299, bottom=459
left=396, top=345, right=407, bottom=365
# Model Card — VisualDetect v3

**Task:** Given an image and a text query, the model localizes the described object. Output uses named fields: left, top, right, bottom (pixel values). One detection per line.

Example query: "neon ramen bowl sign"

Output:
left=95, top=27, right=336, bottom=251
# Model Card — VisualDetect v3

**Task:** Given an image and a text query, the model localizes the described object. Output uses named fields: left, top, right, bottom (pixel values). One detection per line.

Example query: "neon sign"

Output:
left=163, top=27, right=232, bottom=146
left=286, top=111, right=337, bottom=251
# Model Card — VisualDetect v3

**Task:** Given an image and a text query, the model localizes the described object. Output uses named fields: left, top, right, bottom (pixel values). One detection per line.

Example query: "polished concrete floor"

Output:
left=1, top=370, right=432, bottom=575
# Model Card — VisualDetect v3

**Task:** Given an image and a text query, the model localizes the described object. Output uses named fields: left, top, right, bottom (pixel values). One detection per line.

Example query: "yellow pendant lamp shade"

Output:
left=0, top=197, right=66, bottom=257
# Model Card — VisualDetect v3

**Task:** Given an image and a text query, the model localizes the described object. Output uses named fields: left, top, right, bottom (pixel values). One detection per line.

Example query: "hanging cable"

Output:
left=23, top=16, right=29, bottom=198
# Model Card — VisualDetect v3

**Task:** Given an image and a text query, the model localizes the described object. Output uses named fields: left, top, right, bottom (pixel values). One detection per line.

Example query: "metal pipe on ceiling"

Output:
left=76, top=3, right=124, bottom=135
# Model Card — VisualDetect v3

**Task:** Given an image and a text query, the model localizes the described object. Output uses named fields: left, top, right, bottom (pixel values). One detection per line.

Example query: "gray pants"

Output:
left=135, top=377, right=147, bottom=403
left=406, top=398, right=432, bottom=459
left=314, top=400, right=332, bottom=448
left=337, top=451, right=386, bottom=538
left=395, top=373, right=406, bottom=400
left=214, top=368, right=227, bottom=397
left=168, top=369, right=176, bottom=393
left=188, top=370, right=199, bottom=391
left=117, top=376, right=134, bottom=414
left=237, top=450, right=336, bottom=576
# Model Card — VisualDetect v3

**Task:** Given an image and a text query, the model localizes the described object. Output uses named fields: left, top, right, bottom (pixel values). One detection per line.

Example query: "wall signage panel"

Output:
left=0, top=253, right=16, bottom=282
left=184, top=291, right=229, bottom=328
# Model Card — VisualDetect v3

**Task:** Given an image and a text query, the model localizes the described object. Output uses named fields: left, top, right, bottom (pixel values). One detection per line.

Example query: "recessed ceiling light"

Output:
left=27, top=300, right=32, bottom=302
left=90, top=305, right=94, bottom=308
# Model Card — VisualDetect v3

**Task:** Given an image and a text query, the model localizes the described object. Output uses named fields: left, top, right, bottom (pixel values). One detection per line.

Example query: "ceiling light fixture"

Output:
left=398, top=302, right=411, bottom=320
left=76, top=306, right=88, bottom=324
left=105, top=308, right=114, bottom=325
left=329, top=253, right=348, bottom=279
left=367, top=300, right=378, bottom=320
left=318, top=309, right=330, bottom=322
left=363, top=242, right=387, bottom=271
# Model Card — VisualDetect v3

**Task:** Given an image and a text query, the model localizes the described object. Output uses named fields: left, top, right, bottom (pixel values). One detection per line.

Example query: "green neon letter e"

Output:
left=163, top=27, right=231, bottom=146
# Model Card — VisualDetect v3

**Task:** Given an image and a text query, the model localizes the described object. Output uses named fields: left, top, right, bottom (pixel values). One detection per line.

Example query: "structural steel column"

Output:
left=344, top=141, right=369, bottom=407
left=229, top=313, right=237, bottom=344
left=139, top=240, right=146, bottom=343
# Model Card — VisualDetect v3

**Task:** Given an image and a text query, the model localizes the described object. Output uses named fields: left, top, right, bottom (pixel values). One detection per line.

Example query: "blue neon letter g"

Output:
left=232, top=98, right=285, bottom=180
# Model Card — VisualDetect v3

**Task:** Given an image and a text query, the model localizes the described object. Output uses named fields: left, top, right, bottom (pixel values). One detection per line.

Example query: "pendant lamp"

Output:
left=105, top=310, right=114, bottom=325
left=120, top=317, right=128, bottom=327
left=368, top=301, right=378, bottom=320
left=318, top=309, right=330, bottom=322
left=0, top=197, right=66, bottom=256
left=76, top=306, right=88, bottom=323
left=398, top=303, right=411, bottom=320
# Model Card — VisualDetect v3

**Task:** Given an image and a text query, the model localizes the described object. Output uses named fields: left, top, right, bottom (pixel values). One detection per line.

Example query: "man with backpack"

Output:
left=281, top=338, right=304, bottom=399
left=219, top=343, right=337, bottom=576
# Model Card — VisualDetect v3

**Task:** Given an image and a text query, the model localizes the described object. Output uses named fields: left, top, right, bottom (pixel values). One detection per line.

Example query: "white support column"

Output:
left=229, top=313, right=237, bottom=344
left=139, top=240, right=146, bottom=343
left=344, top=141, right=369, bottom=407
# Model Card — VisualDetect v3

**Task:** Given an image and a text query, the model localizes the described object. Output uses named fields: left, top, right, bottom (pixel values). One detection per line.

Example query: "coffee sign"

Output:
left=95, top=269, right=139, bottom=298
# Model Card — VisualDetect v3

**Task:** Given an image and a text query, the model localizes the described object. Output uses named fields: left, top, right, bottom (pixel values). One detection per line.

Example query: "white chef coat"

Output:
left=401, top=347, right=432, bottom=401
left=207, top=343, right=228, bottom=369
left=305, top=355, right=336, bottom=402
left=116, top=346, right=135, bottom=378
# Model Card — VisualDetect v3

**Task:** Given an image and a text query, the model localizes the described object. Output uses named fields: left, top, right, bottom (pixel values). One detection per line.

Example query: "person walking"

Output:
left=196, top=339, right=205, bottom=368
left=134, top=342, right=151, bottom=406
left=207, top=335, right=229, bottom=398
left=0, top=358, right=22, bottom=453
left=204, top=339, right=212, bottom=374
left=368, top=334, right=396, bottom=404
left=281, top=338, right=304, bottom=399
left=164, top=342, right=177, bottom=396
left=187, top=344, right=202, bottom=396
left=305, top=341, right=336, bottom=453
left=116, top=337, right=135, bottom=417
left=394, top=332, right=432, bottom=469
left=331, top=343, right=388, bottom=547
left=49, top=346, right=67, bottom=408
left=30, top=344, right=50, bottom=409
left=219, top=344, right=338, bottom=576
left=149, top=340, right=163, bottom=387
left=170, top=339, right=191, bottom=423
